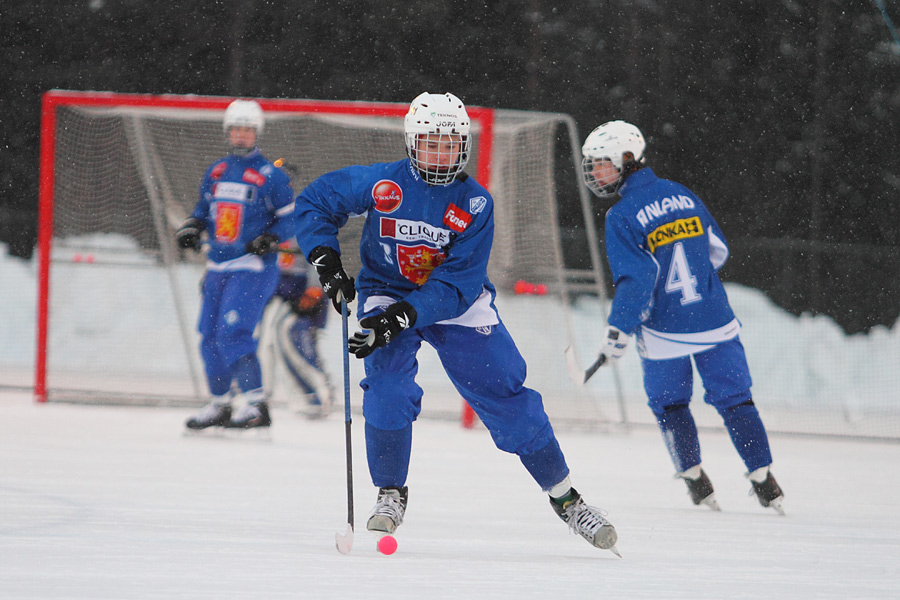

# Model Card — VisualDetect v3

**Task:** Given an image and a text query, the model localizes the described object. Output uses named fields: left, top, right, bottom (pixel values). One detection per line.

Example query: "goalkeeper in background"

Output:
left=579, top=120, right=784, bottom=515
left=258, top=238, right=335, bottom=419
left=175, top=99, right=296, bottom=431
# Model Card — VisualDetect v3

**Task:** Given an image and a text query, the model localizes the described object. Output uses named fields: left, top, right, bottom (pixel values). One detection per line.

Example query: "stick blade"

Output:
left=564, top=346, right=585, bottom=388
left=335, top=524, right=354, bottom=555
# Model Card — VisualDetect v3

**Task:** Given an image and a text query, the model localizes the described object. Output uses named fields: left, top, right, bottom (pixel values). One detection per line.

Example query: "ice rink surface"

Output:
left=1, top=389, right=898, bottom=600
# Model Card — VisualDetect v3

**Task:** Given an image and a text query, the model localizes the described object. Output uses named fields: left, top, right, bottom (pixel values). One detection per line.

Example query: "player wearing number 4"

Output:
left=295, top=92, right=619, bottom=554
left=175, top=99, right=296, bottom=431
left=581, top=120, right=784, bottom=514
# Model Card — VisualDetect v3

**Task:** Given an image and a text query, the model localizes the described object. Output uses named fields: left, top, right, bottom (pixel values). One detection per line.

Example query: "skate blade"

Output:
left=182, top=426, right=227, bottom=438
left=300, top=406, right=331, bottom=421
left=768, top=496, right=786, bottom=516
left=701, top=494, right=722, bottom=512
left=222, top=426, right=273, bottom=442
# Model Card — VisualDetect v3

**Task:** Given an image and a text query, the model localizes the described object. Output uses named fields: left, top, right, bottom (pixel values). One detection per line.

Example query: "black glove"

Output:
left=348, top=301, right=417, bottom=359
left=309, top=245, right=356, bottom=314
left=247, top=233, right=279, bottom=256
left=175, top=217, right=205, bottom=250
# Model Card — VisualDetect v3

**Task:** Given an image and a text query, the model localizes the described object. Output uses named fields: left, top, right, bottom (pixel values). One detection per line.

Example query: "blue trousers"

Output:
left=641, top=337, right=753, bottom=412
left=643, top=337, right=772, bottom=472
left=361, top=320, right=568, bottom=490
left=198, top=268, right=279, bottom=396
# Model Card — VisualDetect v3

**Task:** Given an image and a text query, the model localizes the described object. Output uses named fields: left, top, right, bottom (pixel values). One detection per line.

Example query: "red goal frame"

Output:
left=36, top=90, right=492, bottom=427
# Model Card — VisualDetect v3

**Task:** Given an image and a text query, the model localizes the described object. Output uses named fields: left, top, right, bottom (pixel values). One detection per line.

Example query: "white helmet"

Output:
left=581, top=120, right=646, bottom=197
left=223, top=99, right=264, bottom=135
left=404, top=92, right=471, bottom=185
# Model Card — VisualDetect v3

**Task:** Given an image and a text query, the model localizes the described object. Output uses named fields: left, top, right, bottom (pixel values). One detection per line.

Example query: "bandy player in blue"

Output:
left=580, top=120, right=784, bottom=514
left=175, top=99, right=296, bottom=431
left=294, top=92, right=620, bottom=554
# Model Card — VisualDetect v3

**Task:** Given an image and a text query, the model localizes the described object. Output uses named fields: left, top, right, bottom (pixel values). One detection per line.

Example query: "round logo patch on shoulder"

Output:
left=372, top=179, right=403, bottom=213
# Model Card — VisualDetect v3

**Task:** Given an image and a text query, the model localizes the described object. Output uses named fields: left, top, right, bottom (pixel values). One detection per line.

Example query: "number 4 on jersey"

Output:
left=665, top=242, right=701, bottom=305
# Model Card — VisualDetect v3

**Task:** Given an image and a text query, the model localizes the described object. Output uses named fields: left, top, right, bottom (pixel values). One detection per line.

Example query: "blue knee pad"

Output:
left=518, top=437, right=570, bottom=491
left=717, top=400, right=772, bottom=472
left=365, top=421, right=413, bottom=488
left=359, top=331, right=424, bottom=430
left=654, top=403, right=701, bottom=473
left=642, top=356, right=694, bottom=414
left=360, top=372, right=423, bottom=430
left=694, top=338, right=753, bottom=408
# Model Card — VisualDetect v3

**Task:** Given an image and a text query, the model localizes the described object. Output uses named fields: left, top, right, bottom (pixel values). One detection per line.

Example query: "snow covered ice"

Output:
left=1, top=390, right=899, bottom=599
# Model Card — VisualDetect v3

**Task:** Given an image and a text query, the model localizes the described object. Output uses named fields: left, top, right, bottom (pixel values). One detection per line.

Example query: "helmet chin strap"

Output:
left=407, top=145, right=468, bottom=186
left=229, top=145, right=256, bottom=157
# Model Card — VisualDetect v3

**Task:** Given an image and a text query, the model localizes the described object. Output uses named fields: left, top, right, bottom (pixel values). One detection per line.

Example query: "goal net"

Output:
left=36, top=90, right=625, bottom=429
left=33, top=91, right=900, bottom=439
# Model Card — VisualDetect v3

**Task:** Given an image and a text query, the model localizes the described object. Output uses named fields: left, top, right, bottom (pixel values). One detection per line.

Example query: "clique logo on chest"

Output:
left=380, top=217, right=451, bottom=246
left=372, top=179, right=403, bottom=213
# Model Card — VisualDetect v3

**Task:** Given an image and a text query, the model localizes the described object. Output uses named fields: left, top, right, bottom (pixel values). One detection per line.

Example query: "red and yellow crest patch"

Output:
left=214, top=202, right=244, bottom=243
left=397, top=244, right=446, bottom=285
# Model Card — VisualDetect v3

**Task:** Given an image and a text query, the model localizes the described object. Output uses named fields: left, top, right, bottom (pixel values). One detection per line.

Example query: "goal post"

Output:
left=35, top=90, right=625, bottom=430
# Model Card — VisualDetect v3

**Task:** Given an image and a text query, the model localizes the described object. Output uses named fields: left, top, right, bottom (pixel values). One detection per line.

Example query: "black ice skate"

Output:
left=678, top=467, right=721, bottom=511
left=226, top=402, right=272, bottom=429
left=748, top=467, right=785, bottom=515
left=185, top=402, right=232, bottom=430
left=550, top=488, right=620, bottom=555
left=366, top=486, right=408, bottom=534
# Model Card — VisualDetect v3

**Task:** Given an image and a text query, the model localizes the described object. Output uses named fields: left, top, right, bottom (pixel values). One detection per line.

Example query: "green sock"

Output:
left=551, top=488, right=577, bottom=506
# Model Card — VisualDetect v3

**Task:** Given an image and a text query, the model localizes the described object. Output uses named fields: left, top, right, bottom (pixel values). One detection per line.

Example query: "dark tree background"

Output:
left=3, top=0, right=899, bottom=333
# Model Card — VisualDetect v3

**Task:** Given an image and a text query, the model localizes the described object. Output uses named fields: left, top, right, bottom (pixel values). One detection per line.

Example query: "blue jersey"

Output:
left=192, top=149, right=296, bottom=266
left=295, top=159, right=495, bottom=328
left=605, top=168, right=736, bottom=341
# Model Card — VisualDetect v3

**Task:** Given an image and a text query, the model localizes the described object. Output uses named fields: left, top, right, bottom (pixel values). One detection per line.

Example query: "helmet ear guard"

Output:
left=404, top=92, right=471, bottom=186
left=621, top=150, right=641, bottom=175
